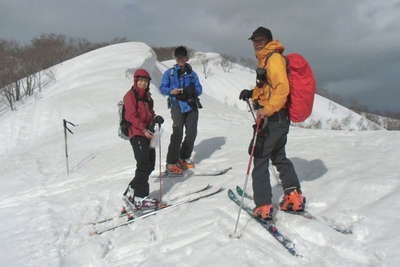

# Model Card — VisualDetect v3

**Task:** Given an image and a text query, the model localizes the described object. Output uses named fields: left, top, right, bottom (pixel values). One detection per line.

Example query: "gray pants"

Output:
left=251, top=114, right=300, bottom=206
left=166, top=103, right=198, bottom=164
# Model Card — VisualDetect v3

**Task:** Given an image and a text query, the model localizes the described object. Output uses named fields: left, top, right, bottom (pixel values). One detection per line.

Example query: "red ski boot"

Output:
left=280, top=189, right=305, bottom=212
left=253, top=204, right=274, bottom=220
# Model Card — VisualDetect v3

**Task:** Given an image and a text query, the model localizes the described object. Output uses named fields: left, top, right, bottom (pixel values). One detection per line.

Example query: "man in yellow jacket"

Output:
left=239, top=27, right=305, bottom=220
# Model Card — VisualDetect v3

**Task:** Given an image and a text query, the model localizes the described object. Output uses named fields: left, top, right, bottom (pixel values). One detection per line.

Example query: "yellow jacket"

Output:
left=252, top=40, right=289, bottom=117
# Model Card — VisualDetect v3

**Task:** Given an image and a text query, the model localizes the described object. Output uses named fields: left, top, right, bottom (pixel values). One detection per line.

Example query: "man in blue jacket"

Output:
left=160, top=46, right=203, bottom=174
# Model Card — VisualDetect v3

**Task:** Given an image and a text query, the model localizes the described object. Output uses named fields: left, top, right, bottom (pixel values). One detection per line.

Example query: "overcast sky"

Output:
left=1, top=0, right=399, bottom=112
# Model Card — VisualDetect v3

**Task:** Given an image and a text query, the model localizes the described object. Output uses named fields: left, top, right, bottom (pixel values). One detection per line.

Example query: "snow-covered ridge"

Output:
left=360, top=111, right=400, bottom=130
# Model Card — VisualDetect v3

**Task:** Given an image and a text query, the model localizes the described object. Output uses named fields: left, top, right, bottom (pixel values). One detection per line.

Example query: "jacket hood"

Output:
left=256, top=40, right=285, bottom=65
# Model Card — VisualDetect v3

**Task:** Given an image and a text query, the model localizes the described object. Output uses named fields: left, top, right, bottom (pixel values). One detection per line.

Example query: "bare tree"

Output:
left=0, top=40, right=21, bottom=109
left=238, top=57, right=257, bottom=69
left=31, top=34, right=73, bottom=68
left=18, top=47, right=39, bottom=96
left=0, top=85, right=16, bottom=110
left=199, top=54, right=210, bottom=79
left=0, top=34, right=129, bottom=111
left=151, top=46, right=195, bottom=61
left=220, top=54, right=233, bottom=72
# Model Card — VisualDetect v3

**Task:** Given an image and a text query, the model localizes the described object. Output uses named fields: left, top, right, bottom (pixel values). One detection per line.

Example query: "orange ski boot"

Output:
left=253, top=204, right=274, bottom=220
left=178, top=159, right=195, bottom=170
left=166, top=164, right=184, bottom=175
left=280, top=189, right=305, bottom=212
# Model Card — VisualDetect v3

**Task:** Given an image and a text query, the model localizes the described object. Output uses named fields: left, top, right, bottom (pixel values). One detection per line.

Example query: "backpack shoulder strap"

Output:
left=263, top=51, right=280, bottom=68
left=261, top=51, right=288, bottom=92
left=263, top=51, right=289, bottom=79
left=169, top=68, right=175, bottom=78
left=168, top=68, right=175, bottom=88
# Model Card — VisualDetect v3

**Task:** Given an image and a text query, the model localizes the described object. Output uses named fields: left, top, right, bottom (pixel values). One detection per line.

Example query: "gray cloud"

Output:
left=1, top=0, right=399, bottom=112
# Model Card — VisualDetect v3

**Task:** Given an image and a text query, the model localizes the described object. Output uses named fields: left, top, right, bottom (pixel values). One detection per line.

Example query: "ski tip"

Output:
left=218, top=167, right=232, bottom=174
left=89, top=231, right=98, bottom=236
left=335, top=228, right=353, bottom=235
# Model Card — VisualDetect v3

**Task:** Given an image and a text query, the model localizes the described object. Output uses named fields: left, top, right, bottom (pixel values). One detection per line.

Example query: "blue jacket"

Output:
left=160, top=64, right=202, bottom=113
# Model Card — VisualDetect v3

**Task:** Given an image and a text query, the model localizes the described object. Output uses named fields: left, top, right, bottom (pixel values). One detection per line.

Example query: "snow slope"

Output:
left=0, top=42, right=399, bottom=267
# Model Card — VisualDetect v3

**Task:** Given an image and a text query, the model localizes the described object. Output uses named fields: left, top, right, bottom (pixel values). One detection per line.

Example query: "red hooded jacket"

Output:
left=123, top=86, right=154, bottom=139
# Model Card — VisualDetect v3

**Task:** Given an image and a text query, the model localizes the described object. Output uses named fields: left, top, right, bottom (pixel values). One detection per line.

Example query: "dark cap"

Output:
left=174, top=46, right=188, bottom=58
left=248, top=27, right=273, bottom=41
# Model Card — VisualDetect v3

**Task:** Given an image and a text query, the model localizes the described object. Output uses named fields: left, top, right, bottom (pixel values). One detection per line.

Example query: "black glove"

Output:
left=153, top=115, right=164, bottom=125
left=175, top=90, right=188, bottom=101
left=239, top=89, right=252, bottom=101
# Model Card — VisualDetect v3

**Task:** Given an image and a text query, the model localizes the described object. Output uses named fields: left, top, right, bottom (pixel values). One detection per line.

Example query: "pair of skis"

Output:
left=229, top=186, right=353, bottom=257
left=88, top=184, right=223, bottom=235
left=228, top=188, right=300, bottom=256
left=234, top=185, right=352, bottom=235
left=88, top=166, right=232, bottom=235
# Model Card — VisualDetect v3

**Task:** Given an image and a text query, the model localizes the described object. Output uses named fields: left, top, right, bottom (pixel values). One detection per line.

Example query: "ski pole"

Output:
left=63, top=119, right=76, bottom=175
left=246, top=99, right=257, bottom=123
left=231, top=115, right=262, bottom=238
left=158, top=123, right=163, bottom=204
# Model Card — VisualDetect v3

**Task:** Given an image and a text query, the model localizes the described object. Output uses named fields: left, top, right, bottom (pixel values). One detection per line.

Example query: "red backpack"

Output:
left=264, top=52, right=316, bottom=122
left=285, top=53, right=316, bottom=123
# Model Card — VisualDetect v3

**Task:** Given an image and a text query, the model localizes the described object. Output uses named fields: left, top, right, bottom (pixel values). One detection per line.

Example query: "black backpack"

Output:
left=118, top=101, right=131, bottom=140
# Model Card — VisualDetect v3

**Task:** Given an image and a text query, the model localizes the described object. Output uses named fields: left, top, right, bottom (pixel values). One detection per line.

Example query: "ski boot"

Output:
left=122, top=185, right=135, bottom=205
left=253, top=204, right=274, bottom=221
left=280, top=189, right=305, bottom=212
left=166, top=164, right=184, bottom=176
left=178, top=159, right=195, bottom=170
left=133, top=195, right=159, bottom=210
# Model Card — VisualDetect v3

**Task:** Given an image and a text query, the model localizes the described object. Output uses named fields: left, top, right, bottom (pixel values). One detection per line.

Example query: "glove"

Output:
left=153, top=115, right=164, bottom=125
left=239, top=89, right=252, bottom=101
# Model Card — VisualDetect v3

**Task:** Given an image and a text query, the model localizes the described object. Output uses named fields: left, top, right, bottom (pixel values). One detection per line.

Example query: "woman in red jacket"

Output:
left=122, top=69, right=164, bottom=209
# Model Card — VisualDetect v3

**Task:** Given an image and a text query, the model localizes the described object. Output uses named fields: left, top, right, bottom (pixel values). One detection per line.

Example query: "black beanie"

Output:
left=248, top=27, right=273, bottom=41
left=174, top=46, right=188, bottom=58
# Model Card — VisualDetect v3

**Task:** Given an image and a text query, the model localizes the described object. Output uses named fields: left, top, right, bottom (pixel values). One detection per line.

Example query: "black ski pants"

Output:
left=166, top=103, right=198, bottom=164
left=128, top=136, right=155, bottom=198
left=251, top=110, right=300, bottom=207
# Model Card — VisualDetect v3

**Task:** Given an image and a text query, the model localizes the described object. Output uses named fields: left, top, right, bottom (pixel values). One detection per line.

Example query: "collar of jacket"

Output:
left=131, top=86, right=151, bottom=102
left=174, top=63, right=193, bottom=75
left=255, top=40, right=285, bottom=66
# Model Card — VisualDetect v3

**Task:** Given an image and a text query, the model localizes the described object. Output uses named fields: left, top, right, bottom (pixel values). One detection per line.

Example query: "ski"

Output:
left=87, top=184, right=212, bottom=226
left=154, top=167, right=232, bottom=178
left=167, top=184, right=212, bottom=202
left=235, top=185, right=352, bottom=235
left=86, top=210, right=130, bottom=226
left=89, top=187, right=224, bottom=235
left=192, top=167, right=232, bottom=176
left=228, top=189, right=300, bottom=257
